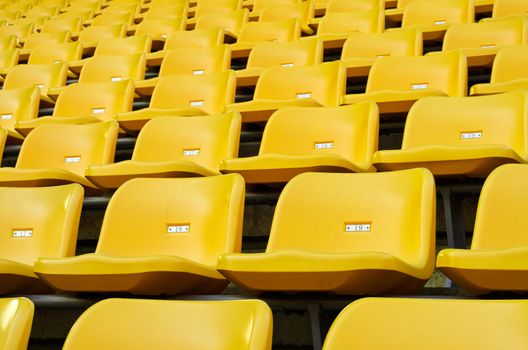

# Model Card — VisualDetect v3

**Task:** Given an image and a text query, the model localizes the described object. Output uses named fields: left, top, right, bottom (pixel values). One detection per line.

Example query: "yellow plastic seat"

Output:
left=492, top=0, right=528, bottom=18
left=325, top=0, right=383, bottom=13
left=35, top=174, right=245, bottom=295
left=259, top=1, right=314, bottom=35
left=136, top=45, right=230, bottom=95
left=235, top=37, right=323, bottom=87
left=133, top=18, right=185, bottom=45
left=230, top=18, right=301, bottom=58
left=470, top=45, right=528, bottom=95
left=218, top=168, right=435, bottom=294
left=0, top=87, right=40, bottom=143
left=3, top=62, right=68, bottom=106
left=0, top=35, right=17, bottom=52
left=323, top=298, right=528, bottom=350
left=118, top=71, right=236, bottom=131
left=194, top=8, right=249, bottom=39
left=56, top=8, right=95, bottom=22
left=221, top=103, right=378, bottom=184
left=0, top=23, right=34, bottom=42
left=90, top=11, right=134, bottom=26
left=19, top=31, right=70, bottom=60
left=343, top=51, right=467, bottom=114
left=77, top=23, right=126, bottom=52
left=0, top=184, right=83, bottom=294
left=249, top=0, right=301, bottom=18
left=385, top=0, right=457, bottom=23
left=0, top=49, right=20, bottom=77
left=227, top=61, right=346, bottom=123
left=62, top=299, right=271, bottom=350
left=87, top=112, right=241, bottom=189
left=27, top=41, right=83, bottom=65
left=315, top=9, right=385, bottom=49
left=373, top=91, right=528, bottom=176
left=437, top=164, right=528, bottom=293
left=192, top=0, right=242, bottom=18
left=441, top=17, right=526, bottom=67
left=40, top=18, right=83, bottom=34
left=0, top=298, right=34, bottom=349
left=16, top=80, right=134, bottom=135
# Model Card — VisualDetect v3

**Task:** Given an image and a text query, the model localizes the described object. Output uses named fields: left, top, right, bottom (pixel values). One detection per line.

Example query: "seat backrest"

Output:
left=266, top=169, right=436, bottom=272
left=341, top=29, right=422, bottom=59
left=159, top=45, right=231, bottom=77
left=143, top=5, right=187, bottom=20
left=252, top=0, right=301, bottom=12
left=493, top=0, right=528, bottom=18
left=164, top=28, right=224, bottom=49
left=323, top=298, right=528, bottom=350
left=402, top=0, right=474, bottom=27
left=259, top=102, right=378, bottom=170
left=0, top=184, right=83, bottom=265
left=0, top=86, right=40, bottom=130
left=56, top=8, right=95, bottom=21
left=40, top=17, right=83, bottom=33
left=4, top=62, right=68, bottom=90
left=237, top=18, right=301, bottom=43
left=94, top=34, right=152, bottom=56
left=471, top=164, right=528, bottom=249
left=135, top=18, right=185, bottom=37
left=22, top=31, right=70, bottom=50
left=0, top=298, right=34, bottom=350
left=91, top=11, right=133, bottom=26
left=326, top=0, right=383, bottom=13
left=95, top=174, right=245, bottom=265
left=195, top=8, right=249, bottom=36
left=246, top=38, right=323, bottom=69
left=0, top=49, right=20, bottom=70
left=63, top=299, right=271, bottom=350
left=194, top=0, right=241, bottom=17
left=259, top=0, right=314, bottom=28
left=53, top=80, right=135, bottom=121
left=149, top=0, right=188, bottom=8
left=253, top=60, right=346, bottom=106
left=488, top=45, right=528, bottom=83
left=132, top=112, right=241, bottom=171
left=317, top=8, right=384, bottom=35
left=78, top=23, right=126, bottom=47
left=28, top=41, right=83, bottom=64
left=0, top=35, right=17, bottom=51
left=443, top=17, right=526, bottom=51
left=365, top=51, right=467, bottom=96
left=0, top=23, right=33, bottom=40
left=16, top=121, right=119, bottom=177
left=150, top=70, right=236, bottom=114
left=401, top=91, right=528, bottom=161
left=79, top=52, right=146, bottom=83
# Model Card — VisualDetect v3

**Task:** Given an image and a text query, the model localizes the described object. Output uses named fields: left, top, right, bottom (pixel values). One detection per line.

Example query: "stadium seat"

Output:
left=61, top=299, right=272, bottom=350
left=3, top=62, right=68, bottom=106
left=441, top=17, right=526, bottom=67
left=341, top=29, right=422, bottom=77
left=218, top=168, right=435, bottom=294
left=56, top=7, right=95, bottom=22
left=15, top=80, right=134, bottom=135
left=0, top=35, right=17, bottom=52
left=40, top=18, right=83, bottom=34
left=373, top=91, right=528, bottom=176
left=0, top=87, right=39, bottom=143
left=192, top=0, right=242, bottom=18
left=227, top=60, right=345, bottom=123
left=194, top=8, right=249, bottom=39
left=117, top=71, right=236, bottom=131
left=76, top=23, right=127, bottom=53
left=90, top=11, right=134, bottom=27
left=220, top=103, right=378, bottom=184
left=0, top=121, right=118, bottom=190
left=87, top=112, right=241, bottom=189
left=230, top=18, right=301, bottom=59
left=259, top=0, right=314, bottom=35
left=343, top=51, right=467, bottom=114
left=133, top=18, right=185, bottom=49
left=0, top=184, right=83, bottom=294
left=325, top=0, right=383, bottom=13
left=19, top=31, right=70, bottom=60
left=0, top=298, right=34, bottom=350
left=27, top=41, right=83, bottom=65
left=136, top=45, right=230, bottom=96
left=470, top=45, right=528, bottom=95
left=385, top=0, right=462, bottom=23
left=0, top=23, right=34, bottom=42
left=0, top=49, right=20, bottom=78
left=322, top=298, right=528, bottom=349
left=491, top=0, right=528, bottom=18
left=35, top=174, right=245, bottom=295
left=235, top=38, right=323, bottom=87
left=437, top=164, right=528, bottom=293
left=315, top=9, right=385, bottom=49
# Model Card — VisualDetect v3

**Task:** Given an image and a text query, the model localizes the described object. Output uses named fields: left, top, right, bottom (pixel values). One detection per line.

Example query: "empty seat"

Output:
left=0, top=23, right=33, bottom=41
left=322, top=298, right=528, bottom=350
left=40, top=17, right=83, bottom=34
left=385, top=0, right=455, bottom=23
left=62, top=299, right=272, bottom=350
left=325, top=0, right=382, bottom=13
left=341, top=29, right=422, bottom=78
left=16, top=80, right=133, bottom=135
left=374, top=91, right=528, bottom=176
left=87, top=112, right=241, bottom=189
left=141, top=4, right=187, bottom=21
left=133, top=18, right=185, bottom=43
left=77, top=23, right=126, bottom=51
left=227, top=60, right=346, bottom=123
left=441, top=17, right=526, bottom=67
left=235, top=38, right=323, bottom=87
left=0, top=35, right=17, bottom=52
left=193, top=0, right=242, bottom=18
left=343, top=51, right=467, bottom=114
left=492, top=0, right=528, bottom=19
left=117, top=71, right=236, bottom=131
left=218, top=168, right=435, bottom=294
left=0, top=184, right=83, bottom=294
left=194, top=8, right=249, bottom=39
left=259, top=0, right=314, bottom=35
left=0, top=298, right=34, bottom=349
left=19, top=31, right=70, bottom=60
left=27, top=41, right=83, bottom=65
left=90, top=11, right=134, bottom=26
left=35, top=174, right=245, bottom=295
left=0, top=49, right=20, bottom=76
left=136, top=45, right=230, bottom=96
left=470, top=45, right=528, bottom=95
left=0, top=87, right=40, bottom=143
left=437, top=164, right=528, bottom=293
left=221, top=103, right=378, bottom=184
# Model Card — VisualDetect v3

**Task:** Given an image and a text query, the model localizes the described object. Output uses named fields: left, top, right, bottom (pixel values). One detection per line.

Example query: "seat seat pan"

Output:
left=16, top=116, right=102, bottom=136
left=373, top=145, right=524, bottom=177
left=235, top=68, right=264, bottom=87
left=217, top=250, right=427, bottom=294
left=470, top=79, right=528, bottom=96
left=226, top=99, right=323, bottom=123
left=86, top=160, right=220, bottom=189
left=0, top=259, right=52, bottom=294
left=117, top=107, right=207, bottom=131
left=220, top=153, right=373, bottom=183
left=34, top=254, right=227, bottom=295
left=0, top=167, right=97, bottom=188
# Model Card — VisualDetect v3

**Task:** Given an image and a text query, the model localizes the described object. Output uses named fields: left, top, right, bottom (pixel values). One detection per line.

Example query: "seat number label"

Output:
left=314, top=142, right=334, bottom=149
left=64, top=156, right=81, bottom=163
left=190, top=100, right=204, bottom=107
left=434, top=20, right=446, bottom=25
left=480, top=44, right=495, bottom=48
left=461, top=131, right=482, bottom=139
left=281, top=63, right=294, bottom=67
left=111, top=76, right=122, bottom=82
left=92, top=107, right=105, bottom=114
left=0, top=113, right=12, bottom=119
left=183, top=149, right=200, bottom=156
left=13, top=229, right=32, bottom=238
left=296, top=92, right=312, bottom=99
left=192, top=69, right=205, bottom=75
left=411, top=83, right=428, bottom=90
left=167, top=224, right=190, bottom=233
left=346, top=223, right=371, bottom=232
